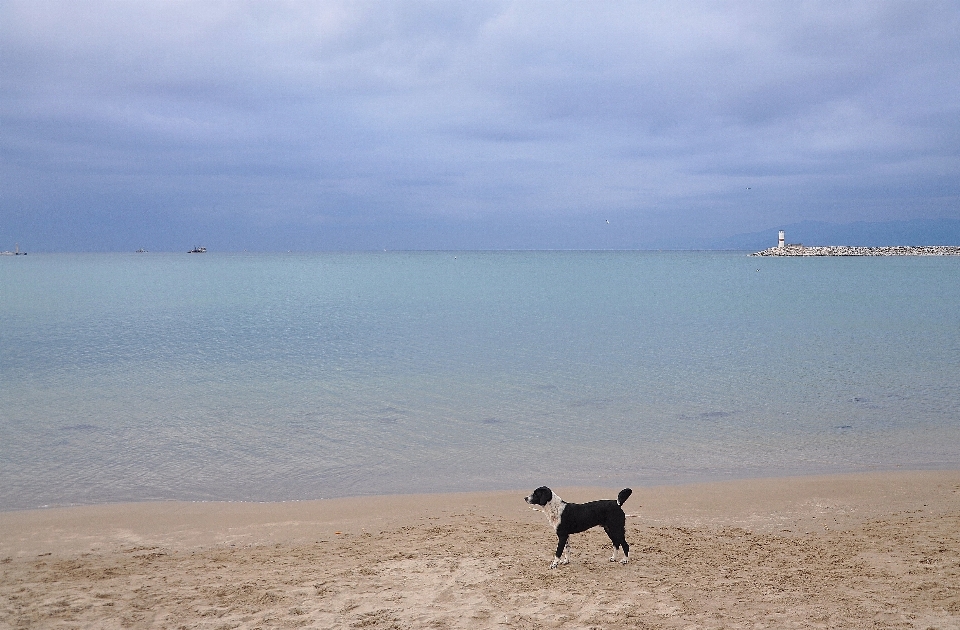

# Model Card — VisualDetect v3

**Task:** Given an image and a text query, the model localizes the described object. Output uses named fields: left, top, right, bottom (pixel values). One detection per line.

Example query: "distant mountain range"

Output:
left=701, top=218, right=960, bottom=251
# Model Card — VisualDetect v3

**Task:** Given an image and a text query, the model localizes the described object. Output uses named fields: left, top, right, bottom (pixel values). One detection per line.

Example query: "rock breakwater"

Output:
left=751, top=245, right=960, bottom=256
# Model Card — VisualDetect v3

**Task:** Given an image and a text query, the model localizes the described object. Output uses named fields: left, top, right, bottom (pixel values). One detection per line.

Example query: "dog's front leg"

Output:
left=551, top=534, right=569, bottom=568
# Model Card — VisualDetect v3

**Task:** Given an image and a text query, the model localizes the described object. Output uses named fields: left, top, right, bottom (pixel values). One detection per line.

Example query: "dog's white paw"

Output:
left=620, top=557, right=629, bottom=565
left=560, top=557, right=569, bottom=565
left=549, top=559, right=559, bottom=569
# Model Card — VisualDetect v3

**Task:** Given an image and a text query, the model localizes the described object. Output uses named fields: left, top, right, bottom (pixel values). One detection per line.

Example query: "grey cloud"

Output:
left=1, top=0, right=958, bottom=251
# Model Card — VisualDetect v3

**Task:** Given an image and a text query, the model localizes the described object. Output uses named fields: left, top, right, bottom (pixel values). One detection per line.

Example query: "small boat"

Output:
left=136, top=248, right=148, bottom=253
left=188, top=246, right=207, bottom=253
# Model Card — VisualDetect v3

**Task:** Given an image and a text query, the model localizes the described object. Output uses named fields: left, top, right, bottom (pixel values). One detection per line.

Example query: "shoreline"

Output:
left=3, top=470, right=959, bottom=556
left=3, top=470, right=959, bottom=628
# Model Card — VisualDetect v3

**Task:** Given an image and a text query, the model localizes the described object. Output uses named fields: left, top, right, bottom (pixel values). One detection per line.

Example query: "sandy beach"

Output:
left=2, top=470, right=958, bottom=629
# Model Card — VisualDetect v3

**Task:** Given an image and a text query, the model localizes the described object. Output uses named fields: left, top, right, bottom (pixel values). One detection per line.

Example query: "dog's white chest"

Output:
left=544, top=499, right=565, bottom=532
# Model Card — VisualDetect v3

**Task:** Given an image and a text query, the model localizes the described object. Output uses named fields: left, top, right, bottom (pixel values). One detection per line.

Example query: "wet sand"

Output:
left=2, top=470, right=959, bottom=629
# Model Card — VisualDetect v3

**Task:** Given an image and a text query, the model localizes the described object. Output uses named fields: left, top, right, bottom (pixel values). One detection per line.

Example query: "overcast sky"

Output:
left=2, top=1, right=958, bottom=251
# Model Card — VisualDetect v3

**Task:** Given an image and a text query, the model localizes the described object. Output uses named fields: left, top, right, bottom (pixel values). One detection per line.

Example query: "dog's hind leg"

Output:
left=615, top=530, right=629, bottom=564
left=610, top=546, right=621, bottom=562
left=605, top=525, right=630, bottom=564
left=618, top=536, right=630, bottom=564
left=603, top=526, right=619, bottom=562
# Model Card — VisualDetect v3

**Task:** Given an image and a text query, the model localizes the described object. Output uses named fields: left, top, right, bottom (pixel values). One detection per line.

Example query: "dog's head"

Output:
left=524, top=486, right=553, bottom=506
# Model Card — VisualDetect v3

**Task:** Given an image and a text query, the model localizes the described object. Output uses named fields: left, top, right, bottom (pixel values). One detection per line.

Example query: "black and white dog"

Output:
left=524, top=486, right=633, bottom=568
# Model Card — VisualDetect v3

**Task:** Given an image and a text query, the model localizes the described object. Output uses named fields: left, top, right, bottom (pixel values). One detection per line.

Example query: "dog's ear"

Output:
left=535, top=486, right=552, bottom=504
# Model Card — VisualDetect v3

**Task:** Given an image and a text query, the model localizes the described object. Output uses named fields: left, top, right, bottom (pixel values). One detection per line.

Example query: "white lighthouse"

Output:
left=778, top=230, right=785, bottom=249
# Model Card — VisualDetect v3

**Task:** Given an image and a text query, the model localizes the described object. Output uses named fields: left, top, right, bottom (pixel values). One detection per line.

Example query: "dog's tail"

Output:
left=617, top=488, right=632, bottom=506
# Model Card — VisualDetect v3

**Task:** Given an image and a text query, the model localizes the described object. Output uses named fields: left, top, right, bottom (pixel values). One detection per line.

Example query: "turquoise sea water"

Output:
left=2, top=251, right=959, bottom=511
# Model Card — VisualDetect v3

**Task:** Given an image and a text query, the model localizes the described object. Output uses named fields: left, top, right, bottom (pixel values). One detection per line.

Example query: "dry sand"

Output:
left=2, top=470, right=959, bottom=629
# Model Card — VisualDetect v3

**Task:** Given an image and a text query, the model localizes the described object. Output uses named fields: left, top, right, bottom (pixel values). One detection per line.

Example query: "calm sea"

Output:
left=2, top=251, right=959, bottom=510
